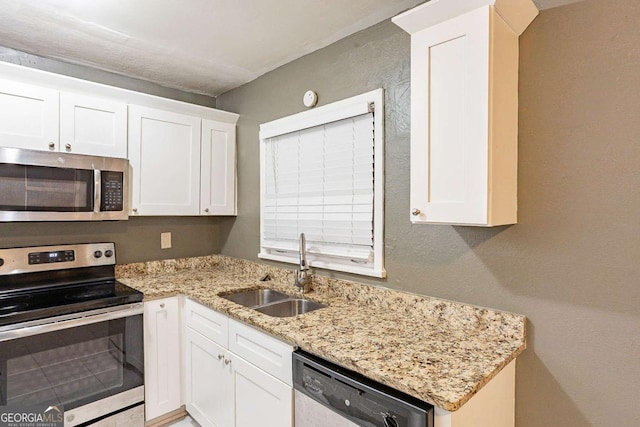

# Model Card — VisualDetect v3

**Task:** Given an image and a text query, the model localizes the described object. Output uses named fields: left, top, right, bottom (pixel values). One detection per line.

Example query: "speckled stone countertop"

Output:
left=117, top=255, right=526, bottom=412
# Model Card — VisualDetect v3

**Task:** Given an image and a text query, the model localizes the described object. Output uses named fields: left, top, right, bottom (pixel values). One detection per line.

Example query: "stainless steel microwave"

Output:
left=0, top=147, right=129, bottom=221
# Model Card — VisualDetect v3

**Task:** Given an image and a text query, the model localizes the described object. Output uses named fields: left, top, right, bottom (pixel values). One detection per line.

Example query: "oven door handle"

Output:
left=0, top=303, right=143, bottom=342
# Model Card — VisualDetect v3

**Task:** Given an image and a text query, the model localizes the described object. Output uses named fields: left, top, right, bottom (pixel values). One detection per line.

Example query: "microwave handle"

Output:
left=94, top=169, right=101, bottom=213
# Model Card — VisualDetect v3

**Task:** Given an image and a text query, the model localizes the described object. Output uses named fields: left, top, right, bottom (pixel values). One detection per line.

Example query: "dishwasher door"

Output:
left=293, top=350, right=434, bottom=427
left=295, top=390, right=360, bottom=427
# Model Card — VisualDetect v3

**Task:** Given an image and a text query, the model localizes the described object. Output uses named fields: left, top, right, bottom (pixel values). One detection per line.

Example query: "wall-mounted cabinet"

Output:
left=393, top=0, right=538, bottom=226
left=60, top=92, right=127, bottom=158
left=201, top=119, right=237, bottom=216
left=0, top=60, right=239, bottom=216
left=128, top=106, right=202, bottom=216
left=128, top=108, right=238, bottom=217
left=0, top=79, right=127, bottom=157
left=0, top=79, right=59, bottom=152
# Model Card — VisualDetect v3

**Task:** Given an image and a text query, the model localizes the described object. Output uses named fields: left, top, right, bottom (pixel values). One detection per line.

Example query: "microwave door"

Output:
left=0, top=163, right=93, bottom=213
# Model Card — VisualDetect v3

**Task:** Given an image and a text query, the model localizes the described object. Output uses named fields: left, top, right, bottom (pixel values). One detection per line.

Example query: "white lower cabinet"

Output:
left=143, top=297, right=182, bottom=421
left=182, top=298, right=294, bottom=427
left=184, top=327, right=232, bottom=427
left=232, top=355, right=293, bottom=427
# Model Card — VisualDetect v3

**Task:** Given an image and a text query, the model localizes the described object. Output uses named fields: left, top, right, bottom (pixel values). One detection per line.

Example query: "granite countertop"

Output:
left=117, top=255, right=526, bottom=412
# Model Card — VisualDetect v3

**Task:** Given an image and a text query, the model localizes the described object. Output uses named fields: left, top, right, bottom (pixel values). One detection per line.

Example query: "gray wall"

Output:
left=216, top=1, right=640, bottom=426
left=0, top=48, right=222, bottom=263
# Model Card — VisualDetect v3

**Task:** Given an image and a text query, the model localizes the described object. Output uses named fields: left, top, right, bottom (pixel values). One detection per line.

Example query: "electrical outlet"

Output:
left=161, top=232, right=172, bottom=249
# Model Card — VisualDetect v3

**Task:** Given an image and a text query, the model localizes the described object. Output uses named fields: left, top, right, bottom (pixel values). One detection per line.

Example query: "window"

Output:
left=259, top=89, right=385, bottom=277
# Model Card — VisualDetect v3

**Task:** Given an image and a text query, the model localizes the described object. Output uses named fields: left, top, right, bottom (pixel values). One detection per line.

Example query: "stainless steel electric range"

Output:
left=0, top=243, right=144, bottom=426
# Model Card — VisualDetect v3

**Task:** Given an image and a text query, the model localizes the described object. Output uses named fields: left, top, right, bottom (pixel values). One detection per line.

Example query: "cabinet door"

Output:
left=60, top=92, right=127, bottom=158
left=201, top=119, right=237, bottom=215
left=233, top=355, right=293, bottom=427
left=129, top=105, right=201, bottom=215
left=184, top=328, right=233, bottom=427
left=409, top=7, right=490, bottom=225
left=0, top=79, right=59, bottom=152
left=144, top=298, right=181, bottom=421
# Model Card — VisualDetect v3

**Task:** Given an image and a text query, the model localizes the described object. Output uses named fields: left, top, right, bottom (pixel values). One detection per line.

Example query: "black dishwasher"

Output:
left=293, top=350, right=434, bottom=427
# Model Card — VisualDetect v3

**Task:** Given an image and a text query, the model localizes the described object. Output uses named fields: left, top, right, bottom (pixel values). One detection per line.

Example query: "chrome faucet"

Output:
left=293, top=233, right=311, bottom=293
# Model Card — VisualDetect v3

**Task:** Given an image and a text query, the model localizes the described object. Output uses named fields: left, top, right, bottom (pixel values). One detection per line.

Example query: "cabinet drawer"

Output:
left=184, top=298, right=228, bottom=347
left=228, top=318, right=293, bottom=385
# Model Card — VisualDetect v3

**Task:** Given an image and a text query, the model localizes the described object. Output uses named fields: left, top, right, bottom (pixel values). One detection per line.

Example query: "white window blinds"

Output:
left=259, top=89, right=385, bottom=278
left=262, top=113, right=374, bottom=261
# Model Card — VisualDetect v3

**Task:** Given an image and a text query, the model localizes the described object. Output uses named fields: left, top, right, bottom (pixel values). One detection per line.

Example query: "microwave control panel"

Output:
left=101, top=171, right=124, bottom=212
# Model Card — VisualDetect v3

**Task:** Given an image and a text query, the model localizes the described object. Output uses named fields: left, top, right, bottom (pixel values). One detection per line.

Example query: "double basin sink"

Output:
left=221, top=288, right=327, bottom=317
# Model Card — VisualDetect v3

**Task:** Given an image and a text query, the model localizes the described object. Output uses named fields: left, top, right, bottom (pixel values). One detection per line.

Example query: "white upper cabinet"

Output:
left=201, top=119, right=237, bottom=216
left=0, top=79, right=59, bottom=152
left=393, top=0, right=538, bottom=226
left=0, top=61, right=239, bottom=215
left=0, top=80, right=127, bottom=158
left=129, top=105, right=202, bottom=216
left=60, top=92, right=127, bottom=158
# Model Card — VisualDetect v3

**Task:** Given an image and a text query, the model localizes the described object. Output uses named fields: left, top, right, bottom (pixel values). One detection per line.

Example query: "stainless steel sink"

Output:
left=221, top=288, right=327, bottom=317
left=221, top=289, right=290, bottom=308
left=254, top=299, right=327, bottom=317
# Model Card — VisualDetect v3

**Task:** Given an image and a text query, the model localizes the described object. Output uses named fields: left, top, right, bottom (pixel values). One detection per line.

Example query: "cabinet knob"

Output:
left=204, top=208, right=210, bottom=213
left=65, top=143, right=72, bottom=151
left=218, top=354, right=224, bottom=360
left=132, top=208, right=138, bottom=213
left=48, top=142, right=55, bottom=150
left=159, top=303, right=165, bottom=309
left=224, top=358, right=232, bottom=365
left=411, top=208, right=421, bottom=216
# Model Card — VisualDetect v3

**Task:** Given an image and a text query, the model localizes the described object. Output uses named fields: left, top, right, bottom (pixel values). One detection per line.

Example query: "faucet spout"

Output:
left=294, top=233, right=311, bottom=293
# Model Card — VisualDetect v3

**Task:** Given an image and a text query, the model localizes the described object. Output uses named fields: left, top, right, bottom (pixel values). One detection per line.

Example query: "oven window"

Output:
left=0, top=315, right=143, bottom=410
left=0, top=163, right=93, bottom=212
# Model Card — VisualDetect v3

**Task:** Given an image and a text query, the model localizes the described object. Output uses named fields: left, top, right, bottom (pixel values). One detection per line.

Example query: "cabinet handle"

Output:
left=159, top=303, right=165, bottom=309
left=65, top=143, right=72, bottom=152
left=48, top=142, right=55, bottom=150
left=204, top=208, right=210, bottom=213
left=411, top=208, right=421, bottom=216
left=218, top=354, right=224, bottom=360
left=224, top=358, right=232, bottom=365
left=132, top=208, right=138, bottom=213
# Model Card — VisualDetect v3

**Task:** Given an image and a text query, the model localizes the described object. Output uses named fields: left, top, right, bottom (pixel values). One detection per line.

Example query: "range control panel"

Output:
left=28, top=250, right=75, bottom=265
left=0, top=243, right=116, bottom=275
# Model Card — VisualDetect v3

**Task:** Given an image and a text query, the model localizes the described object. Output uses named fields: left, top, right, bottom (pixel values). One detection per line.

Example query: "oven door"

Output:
left=0, top=304, right=144, bottom=425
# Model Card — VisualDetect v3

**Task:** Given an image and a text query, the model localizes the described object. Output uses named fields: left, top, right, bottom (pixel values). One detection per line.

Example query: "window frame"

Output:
left=258, top=89, right=385, bottom=278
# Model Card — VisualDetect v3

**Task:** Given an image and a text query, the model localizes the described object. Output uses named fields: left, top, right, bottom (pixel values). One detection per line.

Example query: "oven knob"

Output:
left=105, top=250, right=114, bottom=258
left=94, top=250, right=103, bottom=258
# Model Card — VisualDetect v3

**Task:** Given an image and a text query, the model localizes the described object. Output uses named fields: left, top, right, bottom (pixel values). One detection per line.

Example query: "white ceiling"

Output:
left=0, top=0, right=581, bottom=97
